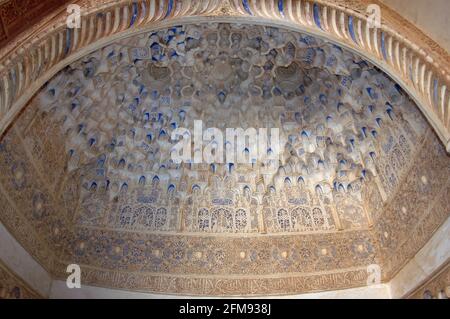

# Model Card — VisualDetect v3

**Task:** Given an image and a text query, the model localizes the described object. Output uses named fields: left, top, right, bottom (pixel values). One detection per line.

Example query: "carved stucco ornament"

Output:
left=0, top=1, right=449, bottom=297
left=0, top=21, right=449, bottom=296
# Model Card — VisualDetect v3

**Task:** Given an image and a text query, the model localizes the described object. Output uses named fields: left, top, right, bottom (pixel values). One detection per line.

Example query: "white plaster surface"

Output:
left=414, top=218, right=450, bottom=275
left=388, top=260, right=428, bottom=299
left=0, top=222, right=52, bottom=297
left=389, top=216, right=450, bottom=298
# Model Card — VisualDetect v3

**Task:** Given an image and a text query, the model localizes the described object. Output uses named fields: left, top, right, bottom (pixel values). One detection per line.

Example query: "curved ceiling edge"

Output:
left=0, top=0, right=449, bottom=152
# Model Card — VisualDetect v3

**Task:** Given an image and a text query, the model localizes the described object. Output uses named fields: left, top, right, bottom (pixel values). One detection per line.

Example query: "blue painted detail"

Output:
left=332, top=44, right=343, bottom=52
left=165, top=34, right=175, bottom=43
left=326, top=55, right=337, bottom=67
left=348, top=16, right=358, bottom=44
left=130, top=2, right=138, bottom=27
left=362, top=170, right=367, bottom=178
left=366, top=87, right=378, bottom=99
left=361, top=127, right=368, bottom=138
left=169, top=50, right=178, bottom=58
left=71, top=99, right=81, bottom=111
left=218, top=91, right=226, bottom=103
left=315, top=185, right=323, bottom=193
left=300, top=35, right=317, bottom=46
left=242, top=0, right=252, bottom=15
left=386, top=108, right=394, bottom=120
left=278, top=0, right=284, bottom=16
left=304, top=96, right=311, bottom=105
left=303, top=48, right=315, bottom=64
left=65, top=28, right=72, bottom=56
left=159, top=129, right=167, bottom=137
left=381, top=32, right=387, bottom=61
left=376, top=118, right=382, bottom=127
left=360, top=61, right=370, bottom=69
left=164, top=0, right=174, bottom=18
left=313, top=3, right=322, bottom=30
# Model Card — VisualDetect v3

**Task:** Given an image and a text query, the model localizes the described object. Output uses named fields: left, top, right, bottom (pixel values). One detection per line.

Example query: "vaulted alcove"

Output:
left=0, top=0, right=449, bottom=299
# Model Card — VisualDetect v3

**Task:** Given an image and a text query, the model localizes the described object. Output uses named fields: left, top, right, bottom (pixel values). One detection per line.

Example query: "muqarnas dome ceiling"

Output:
left=0, top=23, right=449, bottom=296
left=38, top=23, right=426, bottom=232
